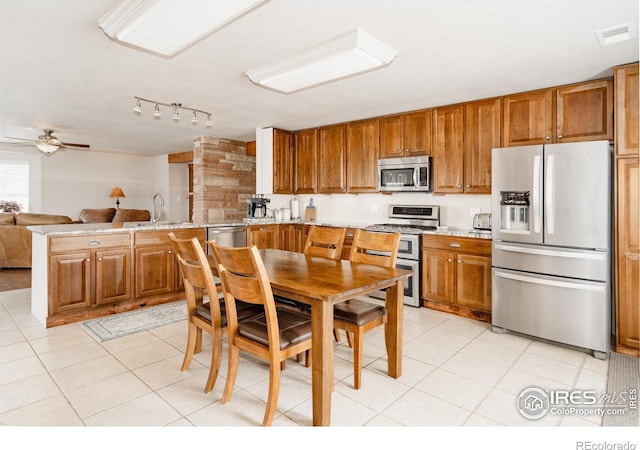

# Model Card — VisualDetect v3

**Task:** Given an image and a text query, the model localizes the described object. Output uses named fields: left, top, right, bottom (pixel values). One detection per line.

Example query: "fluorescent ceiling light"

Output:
left=595, top=23, right=636, bottom=46
left=99, top=0, right=268, bottom=57
left=245, top=29, right=398, bottom=93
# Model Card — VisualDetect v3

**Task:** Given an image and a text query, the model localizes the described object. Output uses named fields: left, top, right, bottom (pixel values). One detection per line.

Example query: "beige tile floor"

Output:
left=0, top=288, right=632, bottom=447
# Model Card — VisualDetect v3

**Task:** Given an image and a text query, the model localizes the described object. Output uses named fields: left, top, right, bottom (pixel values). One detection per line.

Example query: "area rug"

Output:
left=80, top=301, right=187, bottom=342
left=602, top=351, right=640, bottom=426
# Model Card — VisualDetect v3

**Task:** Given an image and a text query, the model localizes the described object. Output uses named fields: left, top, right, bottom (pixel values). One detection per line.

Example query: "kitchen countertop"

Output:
left=27, top=221, right=206, bottom=236
left=28, top=219, right=492, bottom=240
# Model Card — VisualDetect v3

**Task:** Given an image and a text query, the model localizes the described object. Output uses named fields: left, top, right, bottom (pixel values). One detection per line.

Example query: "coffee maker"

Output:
left=247, top=194, right=270, bottom=218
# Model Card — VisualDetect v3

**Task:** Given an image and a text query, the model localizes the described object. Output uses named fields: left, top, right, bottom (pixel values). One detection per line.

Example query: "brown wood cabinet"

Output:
left=272, top=128, right=294, bottom=194
left=614, top=62, right=639, bottom=357
left=615, top=64, right=639, bottom=156
left=134, top=229, right=205, bottom=298
left=379, top=110, right=432, bottom=158
left=503, top=79, right=613, bottom=147
left=48, top=233, right=132, bottom=315
left=503, top=89, right=554, bottom=146
left=615, top=157, right=639, bottom=355
left=463, top=98, right=501, bottom=193
left=247, top=224, right=280, bottom=249
left=318, top=124, right=347, bottom=193
left=294, top=128, right=318, bottom=194
left=421, top=235, right=492, bottom=322
left=346, top=118, right=379, bottom=193
left=279, top=223, right=305, bottom=252
left=432, top=104, right=465, bottom=193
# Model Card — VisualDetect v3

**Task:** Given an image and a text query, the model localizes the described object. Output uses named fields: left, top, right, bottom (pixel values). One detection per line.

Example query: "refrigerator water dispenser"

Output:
left=500, top=191, right=530, bottom=231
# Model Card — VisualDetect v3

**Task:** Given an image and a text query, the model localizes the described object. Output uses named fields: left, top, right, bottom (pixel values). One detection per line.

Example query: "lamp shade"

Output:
left=110, top=187, right=125, bottom=198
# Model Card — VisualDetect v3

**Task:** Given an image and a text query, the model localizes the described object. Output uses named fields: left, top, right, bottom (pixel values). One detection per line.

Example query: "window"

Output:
left=0, top=160, right=29, bottom=212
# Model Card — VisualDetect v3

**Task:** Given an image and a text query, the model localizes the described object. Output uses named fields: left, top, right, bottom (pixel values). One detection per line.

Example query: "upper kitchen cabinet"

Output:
left=555, top=79, right=613, bottom=143
left=615, top=63, right=639, bottom=156
left=463, top=98, right=501, bottom=194
left=294, top=128, right=318, bottom=194
left=503, top=79, right=613, bottom=147
left=432, top=104, right=465, bottom=193
left=318, top=123, right=347, bottom=193
left=255, top=127, right=293, bottom=194
left=433, top=99, right=500, bottom=194
left=272, top=129, right=294, bottom=194
left=379, top=110, right=432, bottom=158
left=347, top=118, right=379, bottom=193
left=503, top=89, right=553, bottom=146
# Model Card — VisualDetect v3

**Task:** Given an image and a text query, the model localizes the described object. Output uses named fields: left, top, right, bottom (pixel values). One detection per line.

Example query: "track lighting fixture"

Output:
left=133, top=96, right=213, bottom=129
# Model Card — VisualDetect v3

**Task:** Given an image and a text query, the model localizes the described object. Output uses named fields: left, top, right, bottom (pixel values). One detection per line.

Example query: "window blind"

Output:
left=0, top=160, right=29, bottom=211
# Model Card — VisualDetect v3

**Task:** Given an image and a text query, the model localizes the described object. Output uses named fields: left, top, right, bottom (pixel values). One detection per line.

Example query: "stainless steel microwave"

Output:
left=378, top=155, right=431, bottom=192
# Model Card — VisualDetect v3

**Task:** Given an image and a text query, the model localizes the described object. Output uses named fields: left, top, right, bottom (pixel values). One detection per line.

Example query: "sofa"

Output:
left=0, top=208, right=151, bottom=268
left=77, top=207, right=151, bottom=223
left=0, top=212, right=73, bottom=268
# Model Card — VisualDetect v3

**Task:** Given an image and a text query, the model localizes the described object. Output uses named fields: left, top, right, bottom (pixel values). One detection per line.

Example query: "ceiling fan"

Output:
left=4, top=129, right=90, bottom=154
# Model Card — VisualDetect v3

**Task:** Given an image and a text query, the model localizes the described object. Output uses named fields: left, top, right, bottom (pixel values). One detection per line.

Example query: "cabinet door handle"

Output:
left=449, top=242, right=461, bottom=248
left=85, top=258, right=91, bottom=262
left=457, top=260, right=462, bottom=264
left=557, top=134, right=563, bottom=139
left=167, top=250, right=172, bottom=254
left=88, top=240, right=100, bottom=246
left=97, top=257, right=102, bottom=262
left=545, top=136, right=551, bottom=140
left=466, top=184, right=471, bottom=188
left=447, top=258, right=452, bottom=262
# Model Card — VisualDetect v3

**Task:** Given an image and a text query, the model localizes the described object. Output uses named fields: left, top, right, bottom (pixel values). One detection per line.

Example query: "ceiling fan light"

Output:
left=35, top=142, right=60, bottom=153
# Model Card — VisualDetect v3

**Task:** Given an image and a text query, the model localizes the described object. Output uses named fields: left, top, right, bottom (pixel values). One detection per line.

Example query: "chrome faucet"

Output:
left=152, top=193, right=165, bottom=223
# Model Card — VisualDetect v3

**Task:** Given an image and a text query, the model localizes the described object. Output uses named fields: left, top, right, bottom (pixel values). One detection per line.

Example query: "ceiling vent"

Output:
left=595, top=23, right=636, bottom=46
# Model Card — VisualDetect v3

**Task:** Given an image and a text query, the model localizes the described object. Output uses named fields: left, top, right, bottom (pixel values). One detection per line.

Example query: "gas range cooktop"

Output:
left=366, top=204, right=440, bottom=234
left=366, top=223, right=437, bottom=234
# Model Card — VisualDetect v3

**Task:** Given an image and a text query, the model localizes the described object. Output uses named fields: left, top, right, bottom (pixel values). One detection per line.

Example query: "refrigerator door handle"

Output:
left=532, top=155, right=542, bottom=234
left=494, top=243, right=606, bottom=260
left=494, top=270, right=605, bottom=292
left=545, top=154, right=555, bottom=235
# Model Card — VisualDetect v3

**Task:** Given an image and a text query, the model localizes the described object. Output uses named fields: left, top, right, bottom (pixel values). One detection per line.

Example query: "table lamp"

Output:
left=109, top=187, right=125, bottom=208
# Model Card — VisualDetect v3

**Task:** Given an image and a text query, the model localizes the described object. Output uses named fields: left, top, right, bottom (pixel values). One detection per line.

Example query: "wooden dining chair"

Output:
left=169, top=234, right=262, bottom=393
left=303, top=225, right=346, bottom=259
left=209, top=241, right=313, bottom=426
left=332, top=229, right=401, bottom=389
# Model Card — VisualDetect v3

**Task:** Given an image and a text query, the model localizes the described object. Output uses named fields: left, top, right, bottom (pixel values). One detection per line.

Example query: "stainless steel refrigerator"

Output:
left=491, top=140, right=612, bottom=359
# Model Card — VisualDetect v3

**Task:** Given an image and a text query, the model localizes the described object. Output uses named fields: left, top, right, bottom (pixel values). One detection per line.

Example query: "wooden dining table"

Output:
left=257, top=248, right=412, bottom=426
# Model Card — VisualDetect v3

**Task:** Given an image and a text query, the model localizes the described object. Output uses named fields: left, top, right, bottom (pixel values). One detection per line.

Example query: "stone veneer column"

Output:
left=191, top=136, right=255, bottom=225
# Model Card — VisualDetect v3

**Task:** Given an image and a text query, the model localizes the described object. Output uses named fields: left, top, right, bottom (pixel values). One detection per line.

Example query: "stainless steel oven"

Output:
left=368, top=233, right=421, bottom=307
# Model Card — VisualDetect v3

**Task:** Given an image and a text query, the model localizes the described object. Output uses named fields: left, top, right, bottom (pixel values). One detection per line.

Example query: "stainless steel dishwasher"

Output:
left=206, top=225, right=247, bottom=251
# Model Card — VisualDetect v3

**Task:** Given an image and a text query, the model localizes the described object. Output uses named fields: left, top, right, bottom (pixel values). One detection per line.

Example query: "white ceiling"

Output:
left=0, top=0, right=638, bottom=157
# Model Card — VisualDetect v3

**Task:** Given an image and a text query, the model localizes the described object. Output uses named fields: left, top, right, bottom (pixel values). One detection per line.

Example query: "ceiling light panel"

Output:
left=99, top=0, right=268, bottom=57
left=246, top=29, right=398, bottom=93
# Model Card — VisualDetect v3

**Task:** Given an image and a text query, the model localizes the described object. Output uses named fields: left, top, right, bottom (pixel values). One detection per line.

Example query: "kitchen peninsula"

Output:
left=29, top=222, right=205, bottom=327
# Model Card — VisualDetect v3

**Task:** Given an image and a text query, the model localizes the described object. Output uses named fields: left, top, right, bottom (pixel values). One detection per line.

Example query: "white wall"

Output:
left=266, top=192, right=492, bottom=231
left=0, top=145, right=181, bottom=220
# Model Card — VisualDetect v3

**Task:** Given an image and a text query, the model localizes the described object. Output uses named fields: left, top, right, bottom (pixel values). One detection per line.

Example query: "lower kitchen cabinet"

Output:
left=279, top=223, right=305, bottom=252
left=48, top=233, right=132, bottom=315
left=247, top=224, right=280, bottom=249
left=134, top=228, right=206, bottom=298
left=421, top=234, right=492, bottom=322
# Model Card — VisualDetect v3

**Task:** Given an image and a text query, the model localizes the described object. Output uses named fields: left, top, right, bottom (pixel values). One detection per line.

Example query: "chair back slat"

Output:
left=349, top=229, right=401, bottom=268
left=303, top=225, right=346, bottom=260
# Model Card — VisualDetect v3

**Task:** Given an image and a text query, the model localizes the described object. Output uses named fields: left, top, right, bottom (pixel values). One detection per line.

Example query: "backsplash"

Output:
left=265, top=193, right=491, bottom=231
